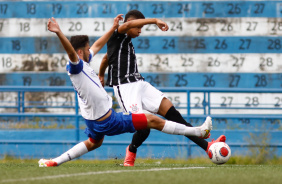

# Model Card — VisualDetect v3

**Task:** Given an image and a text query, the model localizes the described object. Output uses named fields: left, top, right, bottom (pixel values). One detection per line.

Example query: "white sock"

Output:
left=161, top=120, right=201, bottom=136
left=53, top=142, right=88, bottom=165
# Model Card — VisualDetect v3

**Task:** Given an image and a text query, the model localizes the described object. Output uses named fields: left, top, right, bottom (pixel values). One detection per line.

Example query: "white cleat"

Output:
left=38, top=158, right=58, bottom=167
left=199, top=116, right=212, bottom=139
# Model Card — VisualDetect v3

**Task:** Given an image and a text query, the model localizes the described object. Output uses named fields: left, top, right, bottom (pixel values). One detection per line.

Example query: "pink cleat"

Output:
left=38, top=159, right=58, bottom=167
left=206, top=135, right=226, bottom=153
left=123, top=145, right=136, bottom=167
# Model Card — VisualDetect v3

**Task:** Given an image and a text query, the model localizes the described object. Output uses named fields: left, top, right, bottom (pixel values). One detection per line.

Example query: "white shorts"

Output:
left=113, top=81, right=166, bottom=114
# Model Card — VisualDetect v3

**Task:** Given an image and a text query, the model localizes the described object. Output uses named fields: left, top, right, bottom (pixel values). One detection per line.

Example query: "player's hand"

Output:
left=113, top=14, right=124, bottom=29
left=98, top=75, right=105, bottom=87
left=47, top=17, right=61, bottom=33
left=156, top=19, right=169, bottom=31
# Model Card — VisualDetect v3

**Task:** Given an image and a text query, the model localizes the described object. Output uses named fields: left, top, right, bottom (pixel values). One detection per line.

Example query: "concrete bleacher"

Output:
left=1, top=0, right=282, bottom=159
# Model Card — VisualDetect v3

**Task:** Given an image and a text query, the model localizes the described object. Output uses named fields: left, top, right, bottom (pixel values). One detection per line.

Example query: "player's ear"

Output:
left=77, top=49, right=83, bottom=58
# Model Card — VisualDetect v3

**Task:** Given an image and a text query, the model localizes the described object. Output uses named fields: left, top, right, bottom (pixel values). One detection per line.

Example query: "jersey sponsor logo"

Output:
left=124, top=73, right=141, bottom=78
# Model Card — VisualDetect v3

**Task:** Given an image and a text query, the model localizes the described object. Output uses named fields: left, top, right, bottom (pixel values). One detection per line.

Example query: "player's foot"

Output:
left=203, top=132, right=211, bottom=139
left=38, top=159, right=58, bottom=167
left=123, top=145, right=136, bottom=167
left=199, top=116, right=212, bottom=139
left=206, top=135, right=226, bottom=153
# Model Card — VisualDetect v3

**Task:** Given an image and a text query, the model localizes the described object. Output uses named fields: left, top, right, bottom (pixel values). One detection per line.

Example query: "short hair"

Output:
left=124, top=10, right=145, bottom=22
left=70, top=35, right=89, bottom=51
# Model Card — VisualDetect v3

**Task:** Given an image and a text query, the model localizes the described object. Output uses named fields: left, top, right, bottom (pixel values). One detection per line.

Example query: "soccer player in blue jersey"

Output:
left=38, top=15, right=212, bottom=167
left=98, top=10, right=226, bottom=166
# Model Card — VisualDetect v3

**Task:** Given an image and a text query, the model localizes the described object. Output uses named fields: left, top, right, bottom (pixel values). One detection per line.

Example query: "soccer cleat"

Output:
left=123, top=145, right=136, bottom=167
left=206, top=135, right=226, bottom=153
left=203, top=132, right=211, bottom=139
left=199, top=116, right=212, bottom=139
left=38, top=159, right=58, bottom=167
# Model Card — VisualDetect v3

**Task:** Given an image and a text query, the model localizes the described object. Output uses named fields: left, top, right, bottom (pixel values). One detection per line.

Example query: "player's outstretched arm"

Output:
left=90, top=14, right=123, bottom=55
left=98, top=54, right=108, bottom=87
left=118, top=18, right=169, bottom=34
left=47, top=17, right=78, bottom=63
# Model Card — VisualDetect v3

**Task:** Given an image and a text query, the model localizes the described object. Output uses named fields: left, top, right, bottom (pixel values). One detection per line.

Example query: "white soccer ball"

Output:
left=208, top=142, right=231, bottom=165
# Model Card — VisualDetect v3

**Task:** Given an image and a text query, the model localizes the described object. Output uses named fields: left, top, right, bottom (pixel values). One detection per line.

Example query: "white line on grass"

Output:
left=1, top=167, right=206, bottom=183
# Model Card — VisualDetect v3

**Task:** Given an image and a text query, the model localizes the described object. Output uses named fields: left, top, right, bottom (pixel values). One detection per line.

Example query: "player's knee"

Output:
left=94, top=140, right=103, bottom=148
left=158, top=97, right=173, bottom=116
left=86, top=137, right=104, bottom=151
left=146, top=114, right=163, bottom=129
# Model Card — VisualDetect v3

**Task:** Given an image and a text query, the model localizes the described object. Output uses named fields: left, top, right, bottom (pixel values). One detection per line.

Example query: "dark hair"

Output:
left=70, top=35, right=89, bottom=51
left=124, top=9, right=145, bottom=22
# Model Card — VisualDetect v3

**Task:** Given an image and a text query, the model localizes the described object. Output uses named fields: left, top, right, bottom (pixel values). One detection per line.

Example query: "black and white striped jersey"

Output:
left=106, top=30, right=144, bottom=87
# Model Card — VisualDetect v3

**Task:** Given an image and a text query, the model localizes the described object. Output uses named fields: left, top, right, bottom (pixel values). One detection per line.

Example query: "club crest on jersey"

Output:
left=91, top=70, right=95, bottom=76
left=130, top=104, right=139, bottom=113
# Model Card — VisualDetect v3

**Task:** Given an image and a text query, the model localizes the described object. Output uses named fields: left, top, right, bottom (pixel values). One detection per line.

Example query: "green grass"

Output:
left=1, top=158, right=282, bottom=184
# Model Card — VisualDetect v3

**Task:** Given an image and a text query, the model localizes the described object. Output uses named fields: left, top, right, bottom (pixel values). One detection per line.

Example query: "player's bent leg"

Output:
left=163, top=104, right=211, bottom=150
left=38, top=138, right=104, bottom=167
left=85, top=137, right=104, bottom=151
left=129, top=129, right=150, bottom=154
left=124, top=114, right=150, bottom=167
left=157, top=97, right=173, bottom=117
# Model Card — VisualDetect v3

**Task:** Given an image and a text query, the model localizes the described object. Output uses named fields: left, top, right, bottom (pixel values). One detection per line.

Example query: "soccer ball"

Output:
left=208, top=142, right=231, bottom=165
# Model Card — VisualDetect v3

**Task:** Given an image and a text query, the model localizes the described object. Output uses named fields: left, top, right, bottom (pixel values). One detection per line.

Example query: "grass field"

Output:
left=1, top=158, right=282, bottom=184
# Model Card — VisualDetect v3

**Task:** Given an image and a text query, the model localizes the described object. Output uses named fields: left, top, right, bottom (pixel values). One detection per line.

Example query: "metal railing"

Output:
left=1, top=86, right=282, bottom=158
left=1, top=86, right=282, bottom=143
left=1, top=85, right=282, bottom=122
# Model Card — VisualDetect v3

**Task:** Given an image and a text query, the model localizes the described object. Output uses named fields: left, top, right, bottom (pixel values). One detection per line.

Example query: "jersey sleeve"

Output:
left=66, top=59, right=83, bottom=74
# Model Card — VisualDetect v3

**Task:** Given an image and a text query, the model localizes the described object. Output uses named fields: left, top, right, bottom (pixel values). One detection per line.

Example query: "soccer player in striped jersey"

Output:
left=99, top=10, right=226, bottom=166
left=38, top=15, right=212, bottom=167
